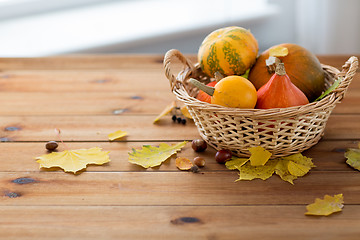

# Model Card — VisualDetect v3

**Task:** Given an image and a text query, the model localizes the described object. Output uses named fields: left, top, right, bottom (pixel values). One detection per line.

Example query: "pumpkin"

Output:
left=256, top=63, right=309, bottom=109
left=190, top=76, right=257, bottom=109
left=196, top=81, right=217, bottom=103
left=198, top=26, right=259, bottom=78
left=248, top=43, right=325, bottom=102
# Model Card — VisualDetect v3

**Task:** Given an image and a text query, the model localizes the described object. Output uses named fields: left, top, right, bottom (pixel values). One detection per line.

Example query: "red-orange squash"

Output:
left=248, top=43, right=325, bottom=102
left=196, top=81, right=217, bottom=103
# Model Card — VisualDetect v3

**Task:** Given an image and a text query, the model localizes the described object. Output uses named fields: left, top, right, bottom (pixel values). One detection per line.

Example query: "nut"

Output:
left=193, top=157, right=205, bottom=167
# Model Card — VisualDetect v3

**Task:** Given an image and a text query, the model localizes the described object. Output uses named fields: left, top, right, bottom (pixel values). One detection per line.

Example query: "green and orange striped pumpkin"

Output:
left=198, top=26, right=259, bottom=78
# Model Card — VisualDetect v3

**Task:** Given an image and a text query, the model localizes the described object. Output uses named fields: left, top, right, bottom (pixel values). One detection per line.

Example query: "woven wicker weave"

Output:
left=164, top=49, right=358, bottom=158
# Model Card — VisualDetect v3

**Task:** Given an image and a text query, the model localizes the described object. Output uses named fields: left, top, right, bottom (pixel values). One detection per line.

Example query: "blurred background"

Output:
left=0, top=0, right=359, bottom=57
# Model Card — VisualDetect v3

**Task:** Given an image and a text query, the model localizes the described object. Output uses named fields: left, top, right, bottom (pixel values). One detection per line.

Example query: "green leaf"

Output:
left=315, top=77, right=342, bottom=101
left=128, top=141, right=187, bottom=168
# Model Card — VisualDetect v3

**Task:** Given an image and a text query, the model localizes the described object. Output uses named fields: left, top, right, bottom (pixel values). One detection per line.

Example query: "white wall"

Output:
left=0, top=0, right=359, bottom=56
left=80, top=0, right=360, bottom=55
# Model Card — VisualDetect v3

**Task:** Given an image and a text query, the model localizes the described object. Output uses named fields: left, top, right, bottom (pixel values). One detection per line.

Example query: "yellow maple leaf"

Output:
left=108, top=130, right=127, bottom=141
left=128, top=141, right=187, bottom=168
left=269, top=46, right=289, bottom=57
left=225, top=157, right=249, bottom=170
left=249, top=146, right=272, bottom=166
left=236, top=159, right=278, bottom=181
left=275, top=153, right=315, bottom=184
left=153, top=101, right=176, bottom=123
left=305, top=194, right=344, bottom=216
left=35, top=147, right=110, bottom=174
left=275, top=160, right=298, bottom=184
left=287, top=161, right=311, bottom=177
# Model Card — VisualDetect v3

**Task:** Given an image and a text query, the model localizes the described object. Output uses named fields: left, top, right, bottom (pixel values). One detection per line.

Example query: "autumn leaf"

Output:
left=305, top=194, right=344, bottom=216
left=128, top=141, right=187, bottom=168
left=227, top=151, right=314, bottom=184
left=36, top=147, right=110, bottom=174
left=274, top=160, right=298, bottom=184
left=176, top=157, right=193, bottom=170
left=269, top=46, right=289, bottom=57
left=108, top=130, right=127, bottom=141
left=345, top=144, right=360, bottom=171
left=225, top=157, right=249, bottom=170
left=153, top=101, right=176, bottom=123
left=275, top=153, right=315, bottom=184
left=249, top=146, right=272, bottom=166
left=236, top=159, right=278, bottom=181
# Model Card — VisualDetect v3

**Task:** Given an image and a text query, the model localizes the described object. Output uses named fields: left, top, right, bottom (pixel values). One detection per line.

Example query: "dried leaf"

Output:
left=36, top=147, right=110, bottom=173
left=315, top=77, right=342, bottom=101
left=249, top=146, right=272, bottom=166
left=275, top=153, right=315, bottom=184
left=227, top=151, right=314, bottom=184
left=176, top=157, right=193, bottom=170
left=274, top=160, right=298, bottom=184
left=236, top=159, right=278, bottom=181
left=128, top=141, right=187, bottom=168
left=153, top=101, right=176, bottom=123
left=269, top=46, right=289, bottom=57
left=225, top=157, right=249, bottom=170
left=305, top=194, right=344, bottom=216
left=180, top=105, right=193, bottom=119
left=108, top=130, right=127, bottom=141
left=287, top=161, right=312, bottom=177
left=345, top=147, right=360, bottom=171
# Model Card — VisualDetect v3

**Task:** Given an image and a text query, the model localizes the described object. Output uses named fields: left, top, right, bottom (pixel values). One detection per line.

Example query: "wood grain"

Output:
left=0, top=171, right=359, bottom=206
left=1, top=205, right=360, bottom=240
left=0, top=115, right=359, bottom=141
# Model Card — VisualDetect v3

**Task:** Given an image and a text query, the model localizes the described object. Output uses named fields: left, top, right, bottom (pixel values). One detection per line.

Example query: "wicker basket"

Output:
left=164, top=49, right=358, bottom=158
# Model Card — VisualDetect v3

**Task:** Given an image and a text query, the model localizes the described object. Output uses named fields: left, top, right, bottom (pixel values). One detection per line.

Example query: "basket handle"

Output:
left=334, top=56, right=358, bottom=99
left=163, top=49, right=196, bottom=91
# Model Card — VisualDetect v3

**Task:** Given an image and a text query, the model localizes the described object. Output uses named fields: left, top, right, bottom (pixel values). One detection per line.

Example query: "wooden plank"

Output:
left=0, top=55, right=166, bottom=70
left=0, top=171, right=359, bottom=206
left=0, top=115, right=359, bottom=141
left=0, top=91, right=175, bottom=116
left=0, top=70, right=171, bottom=92
left=0, top=140, right=355, bottom=173
left=1, top=205, right=360, bottom=240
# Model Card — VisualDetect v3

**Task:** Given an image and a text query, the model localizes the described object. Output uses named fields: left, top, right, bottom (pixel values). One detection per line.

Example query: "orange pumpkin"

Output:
left=248, top=43, right=325, bottom=102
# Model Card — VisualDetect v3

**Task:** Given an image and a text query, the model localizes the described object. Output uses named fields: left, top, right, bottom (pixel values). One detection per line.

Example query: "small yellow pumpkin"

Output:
left=198, top=26, right=258, bottom=78
left=190, top=76, right=257, bottom=109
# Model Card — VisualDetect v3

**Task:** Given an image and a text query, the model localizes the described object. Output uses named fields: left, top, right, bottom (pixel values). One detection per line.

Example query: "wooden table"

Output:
left=0, top=55, right=359, bottom=239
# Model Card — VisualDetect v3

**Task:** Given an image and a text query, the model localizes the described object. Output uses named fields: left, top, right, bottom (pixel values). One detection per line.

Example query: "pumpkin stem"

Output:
left=214, top=71, right=224, bottom=82
left=266, top=56, right=281, bottom=73
left=189, top=78, right=215, bottom=96
left=275, top=63, right=286, bottom=76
